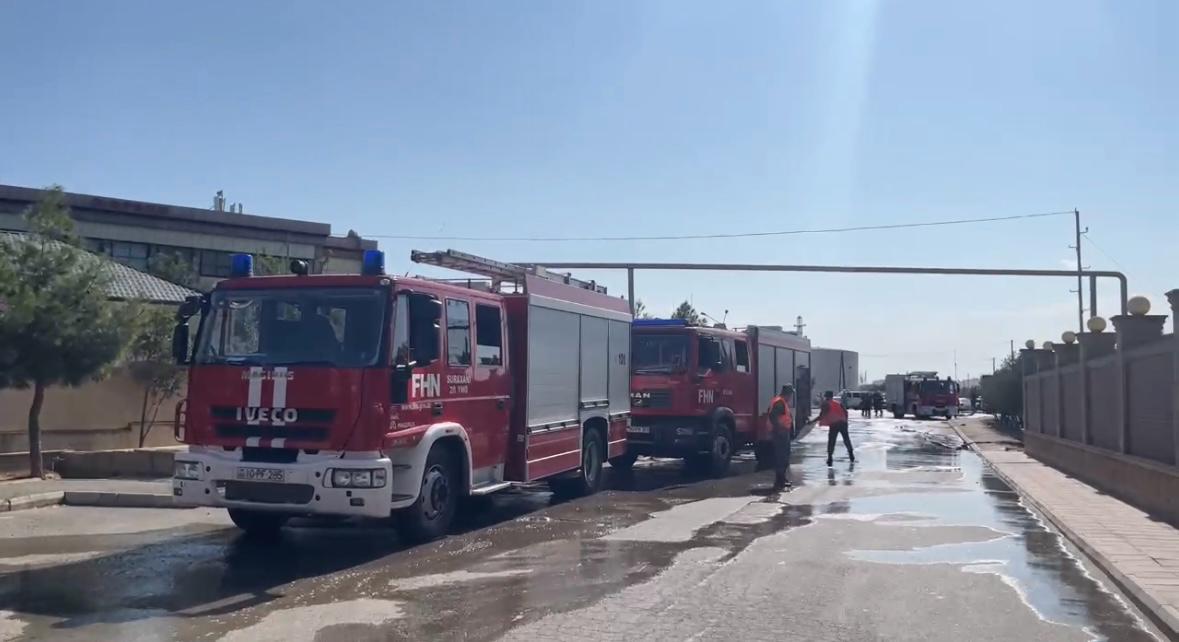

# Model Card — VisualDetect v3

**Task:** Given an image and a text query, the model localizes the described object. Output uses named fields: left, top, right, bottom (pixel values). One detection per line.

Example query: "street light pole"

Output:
left=1074, top=209, right=1086, bottom=332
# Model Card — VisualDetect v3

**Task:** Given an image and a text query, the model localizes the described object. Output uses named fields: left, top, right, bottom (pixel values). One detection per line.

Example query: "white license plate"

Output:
left=628, top=425, right=650, bottom=434
left=236, top=467, right=286, bottom=483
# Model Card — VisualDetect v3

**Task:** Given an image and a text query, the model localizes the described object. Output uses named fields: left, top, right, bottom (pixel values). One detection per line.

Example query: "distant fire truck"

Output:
left=625, top=321, right=812, bottom=476
left=884, top=371, right=959, bottom=419
left=171, top=249, right=631, bottom=542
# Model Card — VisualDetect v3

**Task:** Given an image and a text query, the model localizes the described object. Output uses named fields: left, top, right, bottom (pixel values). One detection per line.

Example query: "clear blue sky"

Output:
left=2, top=1, right=1176, bottom=381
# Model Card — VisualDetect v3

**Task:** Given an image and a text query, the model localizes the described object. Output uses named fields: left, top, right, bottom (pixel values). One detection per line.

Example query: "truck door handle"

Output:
left=432, top=402, right=444, bottom=416
left=497, top=398, right=505, bottom=410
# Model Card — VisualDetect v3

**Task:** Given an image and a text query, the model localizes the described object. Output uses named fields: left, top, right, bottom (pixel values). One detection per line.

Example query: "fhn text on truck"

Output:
left=170, top=249, right=632, bottom=542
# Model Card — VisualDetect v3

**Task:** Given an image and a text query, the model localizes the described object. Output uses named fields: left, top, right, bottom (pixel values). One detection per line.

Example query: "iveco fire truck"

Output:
left=171, top=249, right=631, bottom=542
left=624, top=320, right=811, bottom=476
left=884, top=371, right=959, bottom=419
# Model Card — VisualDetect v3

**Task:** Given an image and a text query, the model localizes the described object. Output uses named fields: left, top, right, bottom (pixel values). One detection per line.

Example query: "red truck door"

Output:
left=730, top=337, right=756, bottom=435
left=442, top=296, right=511, bottom=481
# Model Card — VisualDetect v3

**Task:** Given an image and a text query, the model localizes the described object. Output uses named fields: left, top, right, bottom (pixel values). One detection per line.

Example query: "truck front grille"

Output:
left=632, top=390, right=672, bottom=409
left=215, top=425, right=329, bottom=442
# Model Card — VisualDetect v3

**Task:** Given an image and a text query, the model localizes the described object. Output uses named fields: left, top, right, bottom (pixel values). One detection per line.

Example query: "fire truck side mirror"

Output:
left=177, top=295, right=202, bottom=320
left=172, top=323, right=191, bottom=365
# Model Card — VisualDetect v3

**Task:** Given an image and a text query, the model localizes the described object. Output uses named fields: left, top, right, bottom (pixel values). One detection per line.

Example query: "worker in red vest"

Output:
left=818, top=390, right=854, bottom=466
left=767, top=384, right=795, bottom=490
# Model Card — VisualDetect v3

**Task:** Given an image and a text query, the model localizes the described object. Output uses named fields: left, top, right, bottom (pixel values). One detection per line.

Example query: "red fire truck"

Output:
left=622, top=321, right=812, bottom=476
left=170, top=249, right=631, bottom=542
left=884, top=371, right=959, bottom=419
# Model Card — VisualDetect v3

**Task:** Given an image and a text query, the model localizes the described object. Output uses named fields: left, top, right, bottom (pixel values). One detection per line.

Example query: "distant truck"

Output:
left=171, top=249, right=631, bottom=542
left=884, top=371, right=960, bottom=419
left=624, top=320, right=811, bottom=476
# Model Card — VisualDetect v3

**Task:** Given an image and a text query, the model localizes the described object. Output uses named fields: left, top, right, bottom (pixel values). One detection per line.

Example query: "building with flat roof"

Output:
left=0, top=184, right=377, bottom=288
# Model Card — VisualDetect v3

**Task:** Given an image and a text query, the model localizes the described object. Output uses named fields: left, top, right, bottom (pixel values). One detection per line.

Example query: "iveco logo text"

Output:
left=236, top=407, right=299, bottom=424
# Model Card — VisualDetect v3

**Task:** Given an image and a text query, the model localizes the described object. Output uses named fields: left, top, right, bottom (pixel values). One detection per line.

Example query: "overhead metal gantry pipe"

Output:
left=520, top=261, right=1129, bottom=318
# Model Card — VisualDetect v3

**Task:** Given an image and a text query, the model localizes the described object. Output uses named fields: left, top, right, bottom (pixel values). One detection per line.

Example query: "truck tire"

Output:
left=703, top=426, right=734, bottom=478
left=395, top=445, right=459, bottom=544
left=892, top=408, right=904, bottom=419
left=228, top=508, right=288, bottom=537
left=550, top=428, right=605, bottom=498
left=608, top=450, right=639, bottom=471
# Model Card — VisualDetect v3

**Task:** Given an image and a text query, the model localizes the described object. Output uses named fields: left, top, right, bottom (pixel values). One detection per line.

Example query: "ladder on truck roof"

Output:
left=410, top=249, right=608, bottom=294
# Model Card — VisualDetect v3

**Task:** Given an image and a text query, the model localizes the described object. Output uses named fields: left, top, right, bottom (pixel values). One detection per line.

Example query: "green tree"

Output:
left=254, top=255, right=288, bottom=276
left=670, top=300, right=701, bottom=325
left=126, top=304, right=186, bottom=447
left=147, top=252, right=201, bottom=290
left=632, top=299, right=653, bottom=319
left=0, top=186, right=132, bottom=477
left=981, top=355, right=1022, bottom=419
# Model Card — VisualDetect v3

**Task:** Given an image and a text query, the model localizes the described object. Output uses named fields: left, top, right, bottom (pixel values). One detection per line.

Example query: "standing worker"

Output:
left=766, top=384, right=795, bottom=490
left=817, top=390, right=854, bottom=466
left=872, top=391, right=884, bottom=418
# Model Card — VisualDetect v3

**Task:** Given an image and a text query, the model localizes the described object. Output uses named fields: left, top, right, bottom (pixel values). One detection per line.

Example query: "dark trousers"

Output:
left=773, top=430, right=792, bottom=486
left=826, top=421, right=853, bottom=460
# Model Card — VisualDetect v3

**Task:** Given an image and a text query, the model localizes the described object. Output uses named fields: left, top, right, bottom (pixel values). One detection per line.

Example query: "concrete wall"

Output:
left=0, top=371, right=182, bottom=453
left=1026, top=432, right=1179, bottom=526
left=1023, top=293, right=1179, bottom=524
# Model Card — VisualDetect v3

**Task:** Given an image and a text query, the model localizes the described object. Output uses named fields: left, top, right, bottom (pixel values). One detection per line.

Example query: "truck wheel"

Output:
left=892, top=408, right=904, bottom=419
left=228, top=508, right=288, bottom=537
left=609, top=450, right=639, bottom=471
left=550, top=428, right=605, bottom=498
left=704, top=427, right=734, bottom=478
left=395, top=446, right=459, bottom=544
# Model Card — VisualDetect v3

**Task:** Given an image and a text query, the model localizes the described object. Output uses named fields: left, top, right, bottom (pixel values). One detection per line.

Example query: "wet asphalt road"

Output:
left=0, top=417, right=1164, bottom=641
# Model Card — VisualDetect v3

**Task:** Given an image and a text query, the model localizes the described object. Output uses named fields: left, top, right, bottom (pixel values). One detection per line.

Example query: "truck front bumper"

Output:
left=172, top=451, right=394, bottom=519
left=626, top=417, right=712, bottom=457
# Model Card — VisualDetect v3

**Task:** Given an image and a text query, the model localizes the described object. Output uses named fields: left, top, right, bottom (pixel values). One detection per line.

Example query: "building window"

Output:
left=107, top=241, right=149, bottom=271
left=200, top=250, right=234, bottom=277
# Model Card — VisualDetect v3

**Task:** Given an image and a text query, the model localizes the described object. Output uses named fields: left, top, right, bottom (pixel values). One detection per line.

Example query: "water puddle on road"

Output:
left=835, top=430, right=1157, bottom=641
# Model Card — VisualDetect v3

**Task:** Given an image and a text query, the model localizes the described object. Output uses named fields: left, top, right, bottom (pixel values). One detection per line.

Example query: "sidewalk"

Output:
left=0, top=477, right=174, bottom=512
left=952, top=416, right=1179, bottom=638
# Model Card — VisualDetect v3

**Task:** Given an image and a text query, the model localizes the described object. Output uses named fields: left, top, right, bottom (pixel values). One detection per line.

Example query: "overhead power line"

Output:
left=1083, top=233, right=1124, bottom=270
left=367, top=210, right=1073, bottom=242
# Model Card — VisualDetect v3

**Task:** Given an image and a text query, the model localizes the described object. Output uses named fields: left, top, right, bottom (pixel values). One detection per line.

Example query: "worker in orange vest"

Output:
left=818, top=390, right=854, bottom=466
left=767, top=384, right=795, bottom=490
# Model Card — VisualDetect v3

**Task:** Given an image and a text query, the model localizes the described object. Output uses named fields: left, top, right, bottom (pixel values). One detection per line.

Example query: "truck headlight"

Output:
left=174, top=461, right=202, bottom=480
left=326, top=468, right=387, bottom=488
left=331, top=470, right=353, bottom=487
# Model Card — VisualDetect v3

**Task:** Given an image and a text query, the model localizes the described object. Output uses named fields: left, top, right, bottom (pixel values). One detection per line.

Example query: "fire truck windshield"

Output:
left=194, top=287, right=387, bottom=367
left=919, top=379, right=957, bottom=394
left=631, top=334, right=689, bottom=374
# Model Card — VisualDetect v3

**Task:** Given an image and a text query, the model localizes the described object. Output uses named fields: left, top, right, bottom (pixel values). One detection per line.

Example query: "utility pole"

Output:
left=992, top=357, right=996, bottom=373
left=1010, top=339, right=1015, bottom=361
left=1072, top=209, right=1087, bottom=332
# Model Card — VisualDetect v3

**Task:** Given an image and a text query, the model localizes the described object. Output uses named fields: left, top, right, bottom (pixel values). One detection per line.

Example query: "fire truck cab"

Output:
left=884, top=371, right=960, bottom=420
left=171, top=249, right=631, bottom=542
left=625, top=320, right=811, bottom=476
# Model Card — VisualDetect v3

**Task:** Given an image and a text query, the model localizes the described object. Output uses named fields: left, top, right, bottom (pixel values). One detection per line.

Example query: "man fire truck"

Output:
left=170, top=249, right=631, bottom=542
left=623, top=320, right=811, bottom=476
left=884, top=371, right=960, bottom=419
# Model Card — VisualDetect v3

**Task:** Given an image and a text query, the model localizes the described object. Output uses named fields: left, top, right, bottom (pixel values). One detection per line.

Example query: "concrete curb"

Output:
left=949, top=422, right=1179, bottom=639
left=0, top=491, right=64, bottom=512
left=62, top=491, right=182, bottom=509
